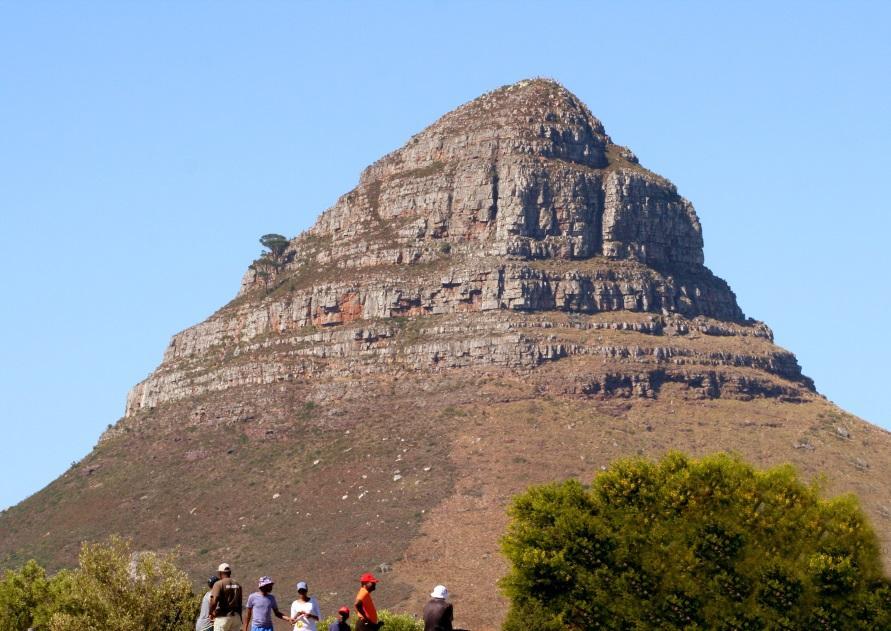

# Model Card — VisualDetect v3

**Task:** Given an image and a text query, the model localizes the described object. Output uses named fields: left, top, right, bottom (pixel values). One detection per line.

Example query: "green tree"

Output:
left=47, top=536, right=197, bottom=631
left=0, top=563, right=87, bottom=631
left=500, top=452, right=891, bottom=630
left=0, top=559, right=50, bottom=631
left=259, top=233, right=289, bottom=259
left=249, top=233, right=289, bottom=293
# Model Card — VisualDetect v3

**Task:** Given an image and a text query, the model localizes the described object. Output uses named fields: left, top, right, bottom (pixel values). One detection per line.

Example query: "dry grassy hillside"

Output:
left=3, top=352, right=889, bottom=629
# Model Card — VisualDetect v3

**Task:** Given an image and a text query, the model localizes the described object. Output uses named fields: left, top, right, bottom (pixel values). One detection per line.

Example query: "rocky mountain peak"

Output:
left=122, top=78, right=816, bottom=419
left=304, top=78, right=703, bottom=274
left=364, top=78, right=611, bottom=175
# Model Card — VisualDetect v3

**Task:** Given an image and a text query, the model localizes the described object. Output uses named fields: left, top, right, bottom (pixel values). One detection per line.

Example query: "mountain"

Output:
left=2, top=79, right=889, bottom=630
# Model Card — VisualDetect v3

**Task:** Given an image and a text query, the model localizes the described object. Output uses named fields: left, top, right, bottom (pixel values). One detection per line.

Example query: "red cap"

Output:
left=359, top=572, right=379, bottom=583
left=338, top=606, right=350, bottom=615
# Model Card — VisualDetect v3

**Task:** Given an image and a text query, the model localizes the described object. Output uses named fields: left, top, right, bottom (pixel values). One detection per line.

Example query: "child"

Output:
left=329, top=606, right=352, bottom=631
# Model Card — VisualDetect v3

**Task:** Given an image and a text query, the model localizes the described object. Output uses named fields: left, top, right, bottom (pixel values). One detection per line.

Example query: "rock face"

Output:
left=306, top=79, right=703, bottom=269
left=126, top=78, right=808, bottom=418
left=8, top=79, right=891, bottom=631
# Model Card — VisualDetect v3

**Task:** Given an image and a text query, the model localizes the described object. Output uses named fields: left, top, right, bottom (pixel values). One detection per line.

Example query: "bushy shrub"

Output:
left=49, top=536, right=197, bottom=631
left=0, top=560, right=80, bottom=631
left=319, top=610, right=423, bottom=631
left=0, top=536, right=198, bottom=631
left=378, top=610, right=424, bottom=631
left=500, top=452, right=891, bottom=630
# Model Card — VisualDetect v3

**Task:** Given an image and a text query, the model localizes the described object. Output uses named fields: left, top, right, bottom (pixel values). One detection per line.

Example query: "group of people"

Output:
left=196, top=563, right=457, bottom=631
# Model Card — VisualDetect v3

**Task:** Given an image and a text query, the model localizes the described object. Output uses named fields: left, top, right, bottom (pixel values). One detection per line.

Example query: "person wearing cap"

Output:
left=243, top=576, right=292, bottom=631
left=196, top=575, right=220, bottom=631
left=290, top=580, right=321, bottom=631
left=422, top=585, right=453, bottom=631
left=209, top=563, right=244, bottom=631
left=353, top=573, right=380, bottom=631
left=328, top=606, right=351, bottom=631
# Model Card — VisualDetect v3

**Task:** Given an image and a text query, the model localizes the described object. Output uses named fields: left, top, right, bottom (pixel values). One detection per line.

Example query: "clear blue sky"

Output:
left=1, top=1, right=889, bottom=511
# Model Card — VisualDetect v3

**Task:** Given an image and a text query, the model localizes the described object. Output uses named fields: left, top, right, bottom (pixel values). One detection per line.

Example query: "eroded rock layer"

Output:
left=126, top=79, right=807, bottom=418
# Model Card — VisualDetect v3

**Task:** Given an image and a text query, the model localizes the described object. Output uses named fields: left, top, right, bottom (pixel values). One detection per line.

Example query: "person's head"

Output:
left=207, top=576, right=220, bottom=590
left=338, top=606, right=350, bottom=621
left=296, top=581, right=309, bottom=600
left=217, top=562, right=231, bottom=578
left=430, top=584, right=448, bottom=600
left=258, top=576, right=274, bottom=594
left=359, top=572, right=379, bottom=591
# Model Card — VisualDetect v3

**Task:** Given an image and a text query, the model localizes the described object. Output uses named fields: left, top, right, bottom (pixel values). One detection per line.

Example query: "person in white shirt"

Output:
left=196, top=576, right=220, bottom=631
left=290, top=581, right=321, bottom=631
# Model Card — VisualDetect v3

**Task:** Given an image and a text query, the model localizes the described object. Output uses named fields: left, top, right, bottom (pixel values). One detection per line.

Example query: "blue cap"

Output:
left=296, top=581, right=308, bottom=591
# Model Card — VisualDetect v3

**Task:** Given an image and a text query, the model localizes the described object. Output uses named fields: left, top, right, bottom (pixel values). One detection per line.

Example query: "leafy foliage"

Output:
left=259, top=233, right=289, bottom=258
left=0, top=560, right=74, bottom=631
left=500, top=452, right=891, bottom=630
left=248, top=255, right=282, bottom=275
left=250, top=233, right=290, bottom=292
left=318, top=610, right=423, bottom=631
left=0, top=537, right=197, bottom=631
left=378, top=610, right=425, bottom=631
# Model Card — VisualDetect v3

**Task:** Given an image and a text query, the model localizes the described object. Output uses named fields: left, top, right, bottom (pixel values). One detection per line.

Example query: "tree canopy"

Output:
left=500, top=452, right=891, bottom=630
left=0, top=536, right=197, bottom=631
left=259, top=233, right=289, bottom=259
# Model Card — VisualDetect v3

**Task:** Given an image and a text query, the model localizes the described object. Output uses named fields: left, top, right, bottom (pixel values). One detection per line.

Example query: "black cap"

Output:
left=208, top=576, right=220, bottom=587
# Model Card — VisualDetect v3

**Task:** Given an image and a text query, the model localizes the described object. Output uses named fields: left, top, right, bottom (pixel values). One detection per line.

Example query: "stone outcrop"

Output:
left=126, top=78, right=814, bottom=417
left=301, top=80, right=702, bottom=271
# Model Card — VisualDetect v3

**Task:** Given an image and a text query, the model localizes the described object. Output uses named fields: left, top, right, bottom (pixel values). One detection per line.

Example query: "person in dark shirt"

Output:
left=423, top=585, right=453, bottom=631
left=328, top=606, right=351, bottom=631
left=209, top=563, right=244, bottom=631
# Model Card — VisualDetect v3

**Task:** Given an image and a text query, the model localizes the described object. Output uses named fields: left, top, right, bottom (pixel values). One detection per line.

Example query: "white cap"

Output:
left=430, top=585, right=448, bottom=599
left=218, top=563, right=231, bottom=572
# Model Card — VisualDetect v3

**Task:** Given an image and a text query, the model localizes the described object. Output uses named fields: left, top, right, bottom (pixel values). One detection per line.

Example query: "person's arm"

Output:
left=445, top=603, right=454, bottom=630
left=208, top=586, right=218, bottom=621
left=355, top=599, right=368, bottom=620
left=273, top=606, right=292, bottom=623
left=241, top=605, right=252, bottom=631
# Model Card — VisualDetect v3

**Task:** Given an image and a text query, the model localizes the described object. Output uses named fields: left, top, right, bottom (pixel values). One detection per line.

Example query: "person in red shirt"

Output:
left=353, top=573, right=379, bottom=631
